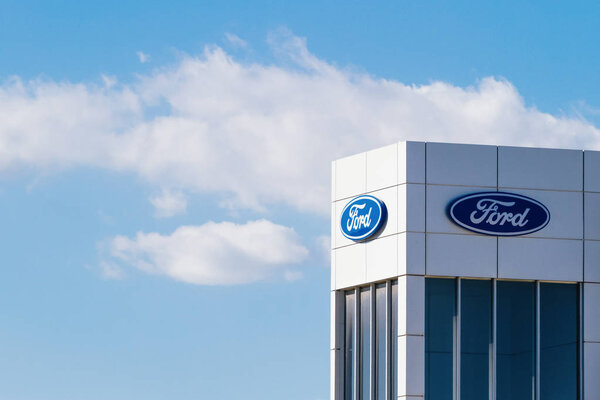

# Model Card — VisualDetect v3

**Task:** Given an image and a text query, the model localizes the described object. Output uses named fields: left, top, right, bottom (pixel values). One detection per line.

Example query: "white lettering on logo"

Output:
left=347, top=203, right=373, bottom=232
left=469, top=199, right=530, bottom=227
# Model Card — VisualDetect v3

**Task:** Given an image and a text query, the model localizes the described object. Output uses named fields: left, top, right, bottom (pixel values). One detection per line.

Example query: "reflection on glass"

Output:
left=360, top=287, right=371, bottom=399
left=461, top=279, right=492, bottom=400
left=345, top=290, right=355, bottom=400
left=497, top=281, right=535, bottom=400
left=425, top=278, right=455, bottom=400
left=391, top=281, right=398, bottom=399
left=540, top=283, right=578, bottom=400
left=375, top=283, right=386, bottom=400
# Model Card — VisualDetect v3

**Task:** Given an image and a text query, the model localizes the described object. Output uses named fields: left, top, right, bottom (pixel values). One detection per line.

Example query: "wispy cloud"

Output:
left=224, top=32, right=247, bottom=48
left=137, top=51, right=150, bottom=63
left=150, top=189, right=187, bottom=218
left=104, top=220, right=308, bottom=285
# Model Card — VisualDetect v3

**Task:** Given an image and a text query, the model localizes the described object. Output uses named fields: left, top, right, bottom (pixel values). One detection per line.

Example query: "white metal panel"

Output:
left=426, top=185, right=497, bottom=235
left=506, top=189, right=583, bottom=239
left=584, top=283, right=600, bottom=342
left=397, top=335, right=425, bottom=397
left=426, top=142, right=497, bottom=187
left=585, top=192, right=600, bottom=240
left=585, top=240, right=600, bottom=283
left=498, top=237, right=583, bottom=281
left=366, top=235, right=398, bottom=282
left=399, top=141, right=426, bottom=184
left=370, top=186, right=398, bottom=238
left=426, top=233, right=497, bottom=278
left=584, top=343, right=600, bottom=400
left=335, top=151, right=366, bottom=200
left=498, top=146, right=583, bottom=191
left=399, top=184, right=426, bottom=233
left=398, top=275, right=425, bottom=336
left=335, top=243, right=366, bottom=289
left=366, top=143, right=398, bottom=192
left=584, top=150, right=600, bottom=192
left=398, top=232, right=426, bottom=276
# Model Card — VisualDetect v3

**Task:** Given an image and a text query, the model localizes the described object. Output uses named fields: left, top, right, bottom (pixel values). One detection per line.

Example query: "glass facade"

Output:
left=360, top=287, right=371, bottom=400
left=461, top=279, right=492, bottom=400
left=345, top=291, right=356, bottom=400
left=343, top=280, right=398, bottom=400
left=539, top=283, right=579, bottom=400
left=497, top=281, right=536, bottom=400
left=425, top=278, right=581, bottom=400
left=425, top=278, right=455, bottom=400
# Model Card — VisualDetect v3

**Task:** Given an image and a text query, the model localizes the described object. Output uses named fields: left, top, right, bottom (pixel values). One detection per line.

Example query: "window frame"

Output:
left=424, top=278, right=582, bottom=400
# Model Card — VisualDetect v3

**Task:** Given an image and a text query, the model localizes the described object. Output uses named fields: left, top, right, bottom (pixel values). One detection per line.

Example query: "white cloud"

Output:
left=99, top=261, right=125, bottom=280
left=1, top=31, right=599, bottom=218
left=150, top=189, right=187, bottom=218
left=224, top=32, right=247, bottom=48
left=137, top=51, right=150, bottom=63
left=105, top=219, right=309, bottom=285
left=101, top=74, right=117, bottom=88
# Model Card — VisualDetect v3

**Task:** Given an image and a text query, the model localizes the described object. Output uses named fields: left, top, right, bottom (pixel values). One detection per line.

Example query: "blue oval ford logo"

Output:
left=340, top=195, right=387, bottom=241
left=447, top=192, right=550, bottom=236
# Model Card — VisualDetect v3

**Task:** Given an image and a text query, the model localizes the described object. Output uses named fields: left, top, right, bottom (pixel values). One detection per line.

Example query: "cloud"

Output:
left=105, top=219, right=309, bottom=285
left=224, top=32, right=247, bottom=48
left=137, top=51, right=150, bottom=63
left=101, top=74, right=117, bottom=88
left=150, top=189, right=187, bottom=218
left=99, top=261, right=125, bottom=280
left=1, top=31, right=599, bottom=218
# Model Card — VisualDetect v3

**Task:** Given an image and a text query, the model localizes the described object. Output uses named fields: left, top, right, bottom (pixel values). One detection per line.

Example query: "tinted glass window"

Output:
left=461, top=279, right=492, bottom=400
left=425, top=278, right=456, bottom=400
left=345, top=290, right=355, bottom=400
left=375, top=284, right=386, bottom=400
left=540, top=283, right=578, bottom=400
left=497, top=281, right=535, bottom=400
left=360, top=287, right=371, bottom=399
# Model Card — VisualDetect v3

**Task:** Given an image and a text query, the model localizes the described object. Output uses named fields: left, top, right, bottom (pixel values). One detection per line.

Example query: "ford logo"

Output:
left=340, top=195, right=387, bottom=241
left=447, top=192, right=550, bottom=236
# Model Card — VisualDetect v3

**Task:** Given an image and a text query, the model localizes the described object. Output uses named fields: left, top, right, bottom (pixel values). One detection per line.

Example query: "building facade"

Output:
left=330, top=141, right=599, bottom=400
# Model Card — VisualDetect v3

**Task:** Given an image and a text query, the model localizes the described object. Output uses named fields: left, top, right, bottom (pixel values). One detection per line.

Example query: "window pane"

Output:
left=425, top=278, right=456, bottom=400
left=461, top=279, right=492, bottom=400
left=391, top=281, right=397, bottom=399
left=345, top=291, right=356, bottom=400
left=375, top=284, right=386, bottom=400
left=497, top=281, right=535, bottom=400
left=540, top=283, right=578, bottom=400
left=360, top=287, right=371, bottom=399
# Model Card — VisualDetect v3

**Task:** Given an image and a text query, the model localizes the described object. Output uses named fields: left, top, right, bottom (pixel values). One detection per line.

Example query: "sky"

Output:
left=1, top=1, right=600, bottom=399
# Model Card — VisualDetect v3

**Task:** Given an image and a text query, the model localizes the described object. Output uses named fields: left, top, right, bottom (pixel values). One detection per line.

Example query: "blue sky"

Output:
left=1, top=1, right=600, bottom=399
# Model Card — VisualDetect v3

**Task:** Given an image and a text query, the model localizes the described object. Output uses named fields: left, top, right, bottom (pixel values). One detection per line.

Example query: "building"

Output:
left=330, top=141, right=599, bottom=400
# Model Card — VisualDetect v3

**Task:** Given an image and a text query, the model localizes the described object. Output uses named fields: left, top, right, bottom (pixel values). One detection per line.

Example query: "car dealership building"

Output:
left=330, top=141, right=599, bottom=400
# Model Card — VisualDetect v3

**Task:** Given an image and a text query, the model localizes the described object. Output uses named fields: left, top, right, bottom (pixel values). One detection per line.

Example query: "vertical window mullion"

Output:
left=579, top=283, right=584, bottom=400
left=536, top=281, right=540, bottom=400
left=370, top=284, right=376, bottom=400
left=455, top=278, right=461, bottom=400
left=391, top=281, right=397, bottom=400
left=355, top=287, right=360, bottom=400
left=386, top=280, right=391, bottom=400
left=492, top=280, right=497, bottom=400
